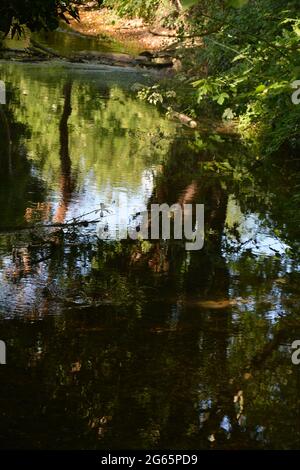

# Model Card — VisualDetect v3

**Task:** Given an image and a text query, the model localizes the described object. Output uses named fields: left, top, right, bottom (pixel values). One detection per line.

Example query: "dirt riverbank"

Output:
left=68, top=4, right=177, bottom=53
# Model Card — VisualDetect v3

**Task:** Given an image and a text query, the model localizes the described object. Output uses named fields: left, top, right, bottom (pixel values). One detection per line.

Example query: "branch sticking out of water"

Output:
left=0, top=218, right=101, bottom=234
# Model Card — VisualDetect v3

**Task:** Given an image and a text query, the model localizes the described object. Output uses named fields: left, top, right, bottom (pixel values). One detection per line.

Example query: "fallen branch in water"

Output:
left=0, top=218, right=100, bottom=234
left=29, top=39, right=62, bottom=58
left=167, top=108, right=198, bottom=128
left=0, top=206, right=112, bottom=234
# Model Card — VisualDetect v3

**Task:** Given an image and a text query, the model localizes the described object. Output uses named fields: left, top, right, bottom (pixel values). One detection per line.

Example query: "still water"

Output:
left=3, top=23, right=138, bottom=56
left=0, top=59, right=300, bottom=449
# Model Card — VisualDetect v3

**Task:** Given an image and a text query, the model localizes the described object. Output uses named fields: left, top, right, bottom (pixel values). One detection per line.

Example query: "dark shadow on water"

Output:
left=0, top=63, right=300, bottom=449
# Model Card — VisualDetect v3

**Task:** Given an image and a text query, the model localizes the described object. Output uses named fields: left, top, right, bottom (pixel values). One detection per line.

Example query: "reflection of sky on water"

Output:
left=0, top=61, right=171, bottom=317
left=223, top=195, right=300, bottom=323
left=51, top=168, right=155, bottom=234
left=0, top=169, right=155, bottom=317
left=228, top=213, right=289, bottom=256
left=220, top=415, right=232, bottom=433
left=224, top=195, right=290, bottom=258
left=0, top=260, right=57, bottom=318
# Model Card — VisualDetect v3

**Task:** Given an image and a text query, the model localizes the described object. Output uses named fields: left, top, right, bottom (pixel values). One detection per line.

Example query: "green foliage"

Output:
left=188, top=0, right=300, bottom=156
left=103, top=0, right=160, bottom=20
left=138, top=84, right=177, bottom=106
left=0, top=0, right=80, bottom=37
left=228, top=0, right=249, bottom=8
left=119, top=0, right=299, bottom=157
left=1, top=62, right=174, bottom=194
left=181, top=0, right=199, bottom=10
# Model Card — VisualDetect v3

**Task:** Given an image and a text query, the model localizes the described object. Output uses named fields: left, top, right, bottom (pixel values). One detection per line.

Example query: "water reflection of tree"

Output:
left=54, top=81, right=76, bottom=224
left=125, top=136, right=240, bottom=447
left=0, top=106, right=12, bottom=175
left=0, top=137, right=250, bottom=447
left=0, top=90, right=46, bottom=228
left=1, top=110, right=300, bottom=449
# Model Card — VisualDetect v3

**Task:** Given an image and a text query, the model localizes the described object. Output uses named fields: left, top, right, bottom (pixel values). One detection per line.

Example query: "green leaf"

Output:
left=255, top=84, right=266, bottom=93
left=181, top=0, right=199, bottom=10
left=228, top=0, right=249, bottom=8
left=216, top=93, right=229, bottom=105
left=223, top=108, right=235, bottom=120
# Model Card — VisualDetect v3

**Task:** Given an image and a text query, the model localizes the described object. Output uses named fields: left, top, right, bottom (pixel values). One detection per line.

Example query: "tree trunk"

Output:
left=172, top=0, right=183, bottom=11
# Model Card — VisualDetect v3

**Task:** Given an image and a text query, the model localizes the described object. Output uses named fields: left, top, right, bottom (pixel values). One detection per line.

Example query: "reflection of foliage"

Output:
left=187, top=131, right=300, bottom=258
left=0, top=84, right=46, bottom=227
left=1, top=64, right=174, bottom=193
left=1, top=60, right=300, bottom=450
left=1, top=235, right=300, bottom=449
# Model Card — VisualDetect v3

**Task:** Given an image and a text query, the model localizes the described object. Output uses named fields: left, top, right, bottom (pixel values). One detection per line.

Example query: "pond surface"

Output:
left=3, top=23, right=137, bottom=56
left=0, top=59, right=300, bottom=450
